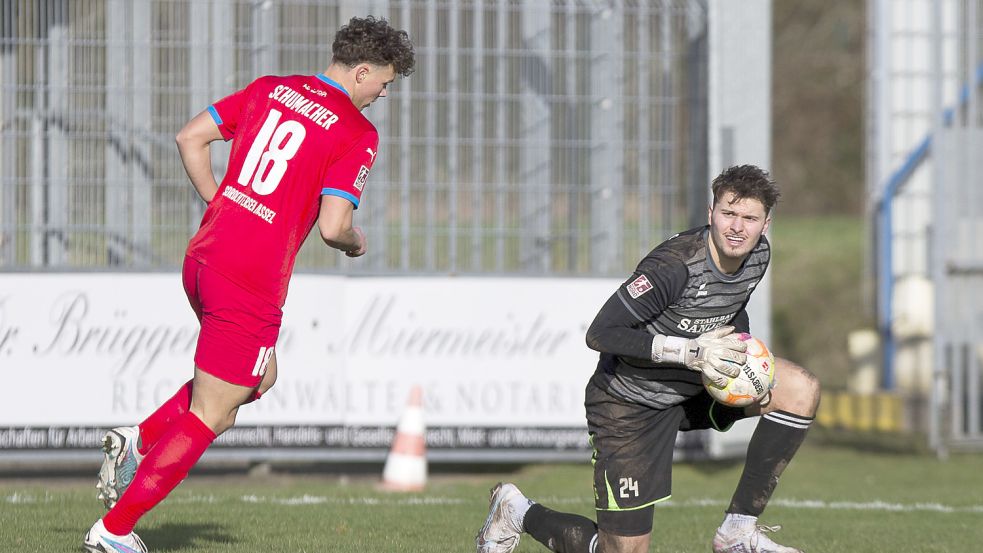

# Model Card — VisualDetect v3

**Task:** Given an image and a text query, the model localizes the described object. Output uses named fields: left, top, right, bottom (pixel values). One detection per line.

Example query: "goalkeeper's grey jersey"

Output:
left=594, top=225, right=770, bottom=409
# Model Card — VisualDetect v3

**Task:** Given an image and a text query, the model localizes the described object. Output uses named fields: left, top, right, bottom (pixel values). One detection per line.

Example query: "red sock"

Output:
left=137, top=381, right=261, bottom=455
left=104, top=412, right=216, bottom=535
left=138, top=380, right=193, bottom=455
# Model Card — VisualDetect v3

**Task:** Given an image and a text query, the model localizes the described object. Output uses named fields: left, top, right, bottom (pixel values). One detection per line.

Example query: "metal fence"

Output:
left=929, top=0, right=983, bottom=455
left=933, top=129, right=983, bottom=454
left=0, top=0, right=709, bottom=276
left=868, top=0, right=983, bottom=452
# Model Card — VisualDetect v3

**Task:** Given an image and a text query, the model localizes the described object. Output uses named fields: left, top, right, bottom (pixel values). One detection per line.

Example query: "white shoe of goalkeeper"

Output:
left=475, top=482, right=529, bottom=553
left=712, top=523, right=803, bottom=553
left=83, top=519, right=148, bottom=553
left=96, top=426, right=144, bottom=509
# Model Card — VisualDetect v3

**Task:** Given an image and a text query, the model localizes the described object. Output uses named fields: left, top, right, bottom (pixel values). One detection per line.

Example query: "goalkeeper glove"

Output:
left=651, top=325, right=748, bottom=388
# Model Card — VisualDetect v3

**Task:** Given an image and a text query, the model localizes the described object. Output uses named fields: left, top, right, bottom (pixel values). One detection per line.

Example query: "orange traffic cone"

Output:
left=381, top=385, right=427, bottom=491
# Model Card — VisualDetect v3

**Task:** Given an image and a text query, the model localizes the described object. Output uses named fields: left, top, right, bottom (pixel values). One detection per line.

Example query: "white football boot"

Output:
left=712, top=523, right=803, bottom=553
left=96, top=426, right=144, bottom=509
left=83, top=519, right=148, bottom=553
left=475, top=482, right=529, bottom=553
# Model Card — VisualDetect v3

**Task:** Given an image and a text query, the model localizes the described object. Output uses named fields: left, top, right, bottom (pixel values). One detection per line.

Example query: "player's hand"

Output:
left=346, top=227, right=366, bottom=258
left=684, top=326, right=747, bottom=382
left=690, top=359, right=731, bottom=388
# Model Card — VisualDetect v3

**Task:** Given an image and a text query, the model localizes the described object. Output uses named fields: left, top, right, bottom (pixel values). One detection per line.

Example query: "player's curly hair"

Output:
left=711, top=164, right=781, bottom=214
left=332, top=16, right=416, bottom=77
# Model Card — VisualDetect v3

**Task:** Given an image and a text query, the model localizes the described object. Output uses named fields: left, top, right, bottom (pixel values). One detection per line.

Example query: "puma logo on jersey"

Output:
left=696, top=283, right=708, bottom=297
left=366, top=147, right=377, bottom=163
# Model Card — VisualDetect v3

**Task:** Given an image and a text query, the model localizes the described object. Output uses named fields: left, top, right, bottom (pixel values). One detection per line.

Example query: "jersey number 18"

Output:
left=237, top=108, right=306, bottom=195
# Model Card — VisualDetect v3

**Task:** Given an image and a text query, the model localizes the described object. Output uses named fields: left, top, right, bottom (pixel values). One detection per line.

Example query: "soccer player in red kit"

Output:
left=84, top=16, right=414, bottom=553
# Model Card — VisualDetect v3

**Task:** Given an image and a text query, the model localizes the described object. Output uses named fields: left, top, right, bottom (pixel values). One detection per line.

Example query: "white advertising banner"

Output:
left=0, top=273, right=752, bottom=462
left=0, top=273, right=639, bottom=461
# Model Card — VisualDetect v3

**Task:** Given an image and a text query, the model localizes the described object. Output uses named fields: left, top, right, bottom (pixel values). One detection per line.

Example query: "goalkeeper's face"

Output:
left=708, top=192, right=771, bottom=271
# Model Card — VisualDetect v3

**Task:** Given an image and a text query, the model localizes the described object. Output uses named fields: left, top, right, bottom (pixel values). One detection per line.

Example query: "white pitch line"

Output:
left=664, top=498, right=983, bottom=514
left=234, top=495, right=983, bottom=514
left=3, top=491, right=60, bottom=504
left=240, top=494, right=468, bottom=506
left=4, top=492, right=983, bottom=514
left=769, top=498, right=983, bottom=514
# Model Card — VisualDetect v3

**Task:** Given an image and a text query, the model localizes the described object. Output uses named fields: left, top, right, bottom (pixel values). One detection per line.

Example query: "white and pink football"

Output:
left=703, top=333, right=776, bottom=407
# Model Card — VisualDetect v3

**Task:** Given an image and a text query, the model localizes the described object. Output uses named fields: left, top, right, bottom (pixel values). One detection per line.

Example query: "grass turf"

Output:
left=2, top=444, right=981, bottom=552
left=770, top=215, right=873, bottom=391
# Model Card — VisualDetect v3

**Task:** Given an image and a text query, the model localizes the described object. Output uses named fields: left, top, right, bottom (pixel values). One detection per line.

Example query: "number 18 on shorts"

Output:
left=183, top=257, right=283, bottom=388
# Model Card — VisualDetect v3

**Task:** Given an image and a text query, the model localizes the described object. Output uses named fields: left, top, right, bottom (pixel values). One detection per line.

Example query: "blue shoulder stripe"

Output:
left=321, top=188, right=360, bottom=208
left=207, top=105, right=223, bottom=126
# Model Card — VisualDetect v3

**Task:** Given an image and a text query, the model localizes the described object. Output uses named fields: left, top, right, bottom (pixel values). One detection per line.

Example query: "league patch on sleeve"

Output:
left=626, top=274, right=653, bottom=299
left=353, top=166, right=369, bottom=191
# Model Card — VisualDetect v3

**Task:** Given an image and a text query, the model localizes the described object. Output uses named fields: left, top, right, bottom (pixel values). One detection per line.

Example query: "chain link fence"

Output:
left=0, top=0, right=708, bottom=276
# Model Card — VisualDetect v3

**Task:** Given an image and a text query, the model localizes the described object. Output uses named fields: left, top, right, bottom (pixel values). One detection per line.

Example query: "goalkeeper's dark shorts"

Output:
left=584, top=373, right=748, bottom=536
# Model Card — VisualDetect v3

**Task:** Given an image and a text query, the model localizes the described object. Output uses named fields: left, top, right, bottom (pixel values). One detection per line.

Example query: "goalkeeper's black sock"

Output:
left=524, top=503, right=598, bottom=553
left=727, top=410, right=813, bottom=516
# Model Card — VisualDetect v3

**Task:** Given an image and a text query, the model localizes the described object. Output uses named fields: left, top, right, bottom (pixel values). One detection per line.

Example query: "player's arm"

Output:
left=175, top=110, right=224, bottom=203
left=585, top=293, right=656, bottom=359
left=318, top=131, right=378, bottom=257
left=586, top=255, right=687, bottom=359
left=585, top=256, right=746, bottom=384
left=317, top=194, right=366, bottom=257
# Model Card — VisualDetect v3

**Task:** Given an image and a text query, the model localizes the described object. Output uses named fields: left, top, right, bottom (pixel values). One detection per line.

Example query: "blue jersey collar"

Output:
left=316, top=74, right=349, bottom=96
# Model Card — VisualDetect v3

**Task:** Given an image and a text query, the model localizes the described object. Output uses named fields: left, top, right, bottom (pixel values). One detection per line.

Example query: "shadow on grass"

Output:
left=140, top=522, right=237, bottom=551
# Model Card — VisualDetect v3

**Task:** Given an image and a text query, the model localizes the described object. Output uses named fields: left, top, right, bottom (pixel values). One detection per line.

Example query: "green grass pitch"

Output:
left=1, top=444, right=981, bottom=552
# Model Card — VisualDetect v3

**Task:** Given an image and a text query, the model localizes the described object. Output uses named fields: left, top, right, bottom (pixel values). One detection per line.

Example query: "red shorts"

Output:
left=182, top=256, right=282, bottom=388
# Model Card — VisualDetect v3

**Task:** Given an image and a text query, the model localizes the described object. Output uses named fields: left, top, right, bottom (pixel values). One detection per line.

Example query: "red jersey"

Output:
left=186, top=74, right=378, bottom=307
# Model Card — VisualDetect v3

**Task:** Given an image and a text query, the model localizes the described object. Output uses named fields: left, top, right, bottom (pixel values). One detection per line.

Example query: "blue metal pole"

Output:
left=876, top=136, right=929, bottom=390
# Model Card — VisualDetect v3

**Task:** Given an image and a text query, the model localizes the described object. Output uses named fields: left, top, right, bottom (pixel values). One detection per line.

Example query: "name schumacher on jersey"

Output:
left=269, top=85, right=341, bottom=131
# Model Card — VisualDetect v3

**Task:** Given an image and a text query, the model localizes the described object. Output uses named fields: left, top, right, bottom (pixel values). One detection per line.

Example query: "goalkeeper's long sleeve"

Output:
left=585, top=292, right=658, bottom=360
left=585, top=259, right=752, bottom=364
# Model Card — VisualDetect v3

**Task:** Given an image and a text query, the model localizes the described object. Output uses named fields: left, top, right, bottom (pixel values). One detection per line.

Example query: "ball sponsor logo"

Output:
left=742, top=362, right=765, bottom=395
